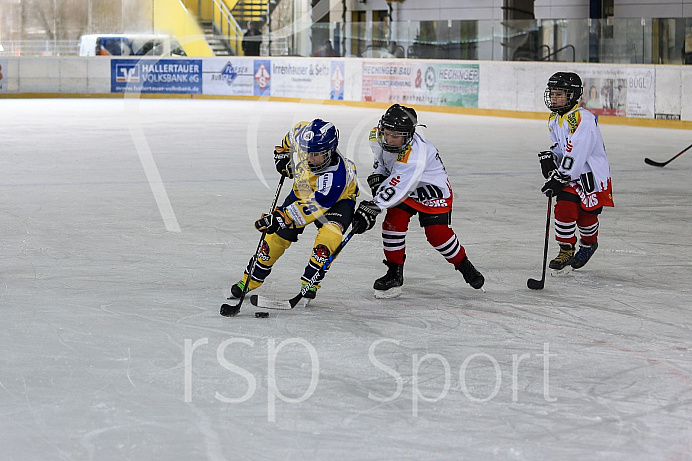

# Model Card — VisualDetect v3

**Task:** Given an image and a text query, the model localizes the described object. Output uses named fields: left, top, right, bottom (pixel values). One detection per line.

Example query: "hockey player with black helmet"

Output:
left=539, top=72, right=614, bottom=272
left=352, top=104, right=485, bottom=298
left=230, top=119, right=359, bottom=301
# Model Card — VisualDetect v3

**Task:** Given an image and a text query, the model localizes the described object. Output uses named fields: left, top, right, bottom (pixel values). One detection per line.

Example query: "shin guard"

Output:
left=300, top=222, right=343, bottom=289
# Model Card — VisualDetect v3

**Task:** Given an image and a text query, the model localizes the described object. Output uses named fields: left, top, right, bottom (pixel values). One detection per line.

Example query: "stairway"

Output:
left=232, top=0, right=269, bottom=26
left=201, top=21, right=234, bottom=56
left=197, top=0, right=277, bottom=56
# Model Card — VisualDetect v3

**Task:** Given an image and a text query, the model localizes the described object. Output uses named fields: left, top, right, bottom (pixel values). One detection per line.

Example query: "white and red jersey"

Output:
left=548, top=105, right=614, bottom=210
left=368, top=127, right=453, bottom=214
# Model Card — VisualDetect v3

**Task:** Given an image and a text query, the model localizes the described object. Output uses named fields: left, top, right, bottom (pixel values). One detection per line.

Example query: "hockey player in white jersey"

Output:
left=230, top=119, right=359, bottom=300
left=352, top=104, right=484, bottom=298
left=539, top=72, right=614, bottom=271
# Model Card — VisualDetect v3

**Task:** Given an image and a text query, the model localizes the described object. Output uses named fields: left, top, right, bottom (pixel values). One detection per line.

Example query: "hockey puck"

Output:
left=255, top=312, right=269, bottom=318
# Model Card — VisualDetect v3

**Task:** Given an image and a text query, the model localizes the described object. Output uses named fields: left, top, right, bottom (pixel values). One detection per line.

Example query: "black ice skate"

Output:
left=549, top=244, right=574, bottom=270
left=374, top=259, right=404, bottom=299
left=301, top=282, right=318, bottom=300
left=571, top=241, right=598, bottom=269
left=229, top=281, right=244, bottom=299
left=456, top=257, right=485, bottom=289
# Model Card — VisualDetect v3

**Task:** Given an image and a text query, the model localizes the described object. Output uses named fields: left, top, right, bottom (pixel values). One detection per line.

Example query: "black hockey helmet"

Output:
left=544, top=72, right=583, bottom=114
left=377, top=104, right=418, bottom=153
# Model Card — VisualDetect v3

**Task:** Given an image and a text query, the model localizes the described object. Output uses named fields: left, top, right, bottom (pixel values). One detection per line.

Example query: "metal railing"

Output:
left=3, top=16, right=692, bottom=64
left=540, top=44, right=576, bottom=62
left=210, top=0, right=244, bottom=55
left=0, top=40, right=79, bottom=57
left=264, top=18, right=690, bottom=65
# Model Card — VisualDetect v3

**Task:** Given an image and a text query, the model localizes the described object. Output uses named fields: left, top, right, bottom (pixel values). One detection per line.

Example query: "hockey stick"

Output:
left=527, top=196, right=552, bottom=290
left=220, top=175, right=286, bottom=317
left=644, top=142, right=692, bottom=167
left=250, top=222, right=363, bottom=310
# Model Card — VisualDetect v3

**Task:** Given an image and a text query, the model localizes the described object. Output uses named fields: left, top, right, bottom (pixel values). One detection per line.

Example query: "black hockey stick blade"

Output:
left=219, top=274, right=250, bottom=317
left=644, top=142, right=692, bottom=167
left=220, top=302, right=241, bottom=317
left=527, top=278, right=545, bottom=290
left=644, top=157, right=668, bottom=167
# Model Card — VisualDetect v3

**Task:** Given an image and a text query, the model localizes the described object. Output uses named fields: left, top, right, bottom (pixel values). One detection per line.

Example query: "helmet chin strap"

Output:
left=555, top=103, right=579, bottom=116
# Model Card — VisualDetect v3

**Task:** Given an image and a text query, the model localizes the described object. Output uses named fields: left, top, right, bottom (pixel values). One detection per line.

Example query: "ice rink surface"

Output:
left=1, top=98, right=691, bottom=460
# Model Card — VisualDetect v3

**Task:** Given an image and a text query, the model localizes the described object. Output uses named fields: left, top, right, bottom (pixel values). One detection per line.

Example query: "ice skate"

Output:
left=549, top=243, right=574, bottom=275
left=229, top=280, right=246, bottom=299
left=300, top=282, right=319, bottom=306
left=456, top=257, right=485, bottom=289
left=374, top=260, right=404, bottom=299
left=571, top=241, right=598, bottom=269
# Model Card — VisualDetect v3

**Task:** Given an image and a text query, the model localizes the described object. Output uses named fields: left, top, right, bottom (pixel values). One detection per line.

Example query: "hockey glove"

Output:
left=352, top=200, right=381, bottom=234
left=274, top=147, right=294, bottom=179
left=538, top=151, right=558, bottom=179
left=367, top=173, right=387, bottom=195
left=541, top=170, right=571, bottom=197
left=255, top=209, right=292, bottom=234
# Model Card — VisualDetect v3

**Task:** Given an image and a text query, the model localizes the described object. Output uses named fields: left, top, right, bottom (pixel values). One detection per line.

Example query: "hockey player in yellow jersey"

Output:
left=230, top=119, right=359, bottom=301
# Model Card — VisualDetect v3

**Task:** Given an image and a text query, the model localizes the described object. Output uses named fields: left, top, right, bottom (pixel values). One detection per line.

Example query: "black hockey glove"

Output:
left=274, top=147, right=294, bottom=179
left=255, top=209, right=292, bottom=234
left=367, top=174, right=387, bottom=195
left=538, top=151, right=558, bottom=179
left=541, top=170, right=571, bottom=197
left=352, top=200, right=381, bottom=234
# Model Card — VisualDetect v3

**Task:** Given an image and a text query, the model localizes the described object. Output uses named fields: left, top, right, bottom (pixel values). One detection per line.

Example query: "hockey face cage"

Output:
left=377, top=104, right=417, bottom=153
left=298, top=119, right=339, bottom=173
left=544, top=72, right=583, bottom=115
left=304, top=147, right=333, bottom=173
left=377, top=126, right=413, bottom=154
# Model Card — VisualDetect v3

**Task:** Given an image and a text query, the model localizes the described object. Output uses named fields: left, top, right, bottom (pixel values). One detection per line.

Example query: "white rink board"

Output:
left=4, top=56, right=692, bottom=120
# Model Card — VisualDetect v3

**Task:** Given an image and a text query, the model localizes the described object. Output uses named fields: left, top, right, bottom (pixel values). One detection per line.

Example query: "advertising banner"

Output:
left=253, top=60, right=271, bottom=97
left=203, top=58, right=254, bottom=96
left=111, top=59, right=202, bottom=94
left=330, top=61, right=345, bottom=100
left=577, top=67, right=654, bottom=118
left=0, top=59, right=6, bottom=92
left=362, top=61, right=479, bottom=107
left=268, top=58, right=344, bottom=100
left=186, top=58, right=345, bottom=100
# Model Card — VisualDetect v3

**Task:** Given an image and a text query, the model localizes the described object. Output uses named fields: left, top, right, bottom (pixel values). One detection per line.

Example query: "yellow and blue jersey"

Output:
left=280, top=121, right=359, bottom=227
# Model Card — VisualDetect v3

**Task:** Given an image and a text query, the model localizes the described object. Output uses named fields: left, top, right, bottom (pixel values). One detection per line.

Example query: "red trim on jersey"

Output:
left=402, top=182, right=454, bottom=214
left=561, top=177, right=613, bottom=212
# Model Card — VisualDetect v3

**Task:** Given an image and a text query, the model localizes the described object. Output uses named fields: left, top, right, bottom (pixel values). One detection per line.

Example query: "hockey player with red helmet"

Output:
left=539, top=72, right=614, bottom=272
left=230, top=118, right=359, bottom=300
left=352, top=104, right=484, bottom=298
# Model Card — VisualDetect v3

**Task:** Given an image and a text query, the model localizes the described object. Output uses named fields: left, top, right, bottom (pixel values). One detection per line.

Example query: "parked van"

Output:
left=78, top=34, right=186, bottom=57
